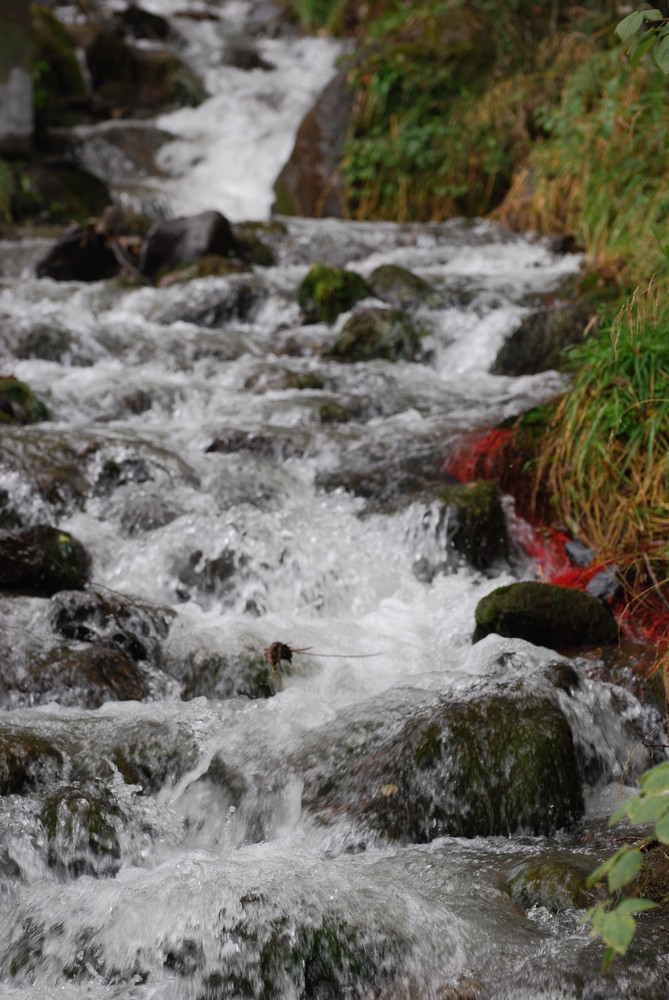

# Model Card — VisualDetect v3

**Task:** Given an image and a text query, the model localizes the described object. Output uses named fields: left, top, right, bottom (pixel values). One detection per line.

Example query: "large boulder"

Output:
left=273, top=64, right=355, bottom=218
left=139, top=210, right=239, bottom=279
left=473, top=581, right=619, bottom=649
left=493, top=297, right=598, bottom=375
left=299, top=689, right=584, bottom=842
left=0, top=525, right=91, bottom=596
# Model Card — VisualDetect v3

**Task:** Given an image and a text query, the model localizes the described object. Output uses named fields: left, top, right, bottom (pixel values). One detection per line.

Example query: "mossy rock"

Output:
left=634, top=843, right=669, bottom=907
left=0, top=732, right=64, bottom=795
left=31, top=4, right=87, bottom=109
left=10, top=162, right=112, bottom=225
left=29, top=645, right=149, bottom=708
left=507, top=857, right=601, bottom=912
left=298, top=264, right=370, bottom=324
left=0, top=525, right=90, bottom=596
left=301, top=690, right=584, bottom=841
left=473, top=582, right=619, bottom=650
left=436, top=479, right=507, bottom=571
left=86, top=24, right=206, bottom=110
left=0, top=376, right=48, bottom=424
left=106, top=722, right=200, bottom=793
left=180, top=648, right=275, bottom=701
left=41, top=780, right=124, bottom=877
left=322, top=306, right=424, bottom=363
left=367, top=264, right=431, bottom=309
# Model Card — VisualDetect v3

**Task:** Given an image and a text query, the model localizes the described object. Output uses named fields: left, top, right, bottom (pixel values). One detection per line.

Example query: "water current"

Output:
left=0, top=2, right=667, bottom=998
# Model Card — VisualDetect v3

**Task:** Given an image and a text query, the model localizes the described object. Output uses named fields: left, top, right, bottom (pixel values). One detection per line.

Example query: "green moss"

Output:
left=0, top=375, right=48, bottom=424
left=284, top=372, right=326, bottom=390
left=473, top=582, right=619, bottom=649
left=367, top=264, right=430, bottom=308
left=437, top=480, right=508, bottom=570
left=41, top=781, right=123, bottom=875
left=298, top=263, right=370, bottom=324
left=322, top=306, right=424, bottom=363
left=508, top=858, right=601, bottom=912
left=635, top=844, right=669, bottom=908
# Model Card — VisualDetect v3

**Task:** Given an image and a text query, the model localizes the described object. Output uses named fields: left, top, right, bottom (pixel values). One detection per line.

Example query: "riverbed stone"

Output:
left=298, top=263, right=370, bottom=324
left=140, top=210, right=239, bottom=279
left=0, top=375, right=48, bottom=424
left=507, top=857, right=602, bottom=912
left=322, top=307, right=425, bottom=363
left=27, top=645, right=149, bottom=708
left=300, top=690, right=584, bottom=842
left=473, top=582, right=619, bottom=650
left=0, top=732, right=64, bottom=795
left=0, top=525, right=90, bottom=596
left=493, top=296, right=598, bottom=376
left=50, top=588, right=176, bottom=667
left=35, top=223, right=119, bottom=282
left=415, top=480, right=507, bottom=577
left=41, top=779, right=124, bottom=877
left=367, top=264, right=431, bottom=309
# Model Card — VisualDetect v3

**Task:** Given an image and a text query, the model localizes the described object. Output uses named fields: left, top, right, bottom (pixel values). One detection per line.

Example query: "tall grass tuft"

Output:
left=537, top=277, right=669, bottom=573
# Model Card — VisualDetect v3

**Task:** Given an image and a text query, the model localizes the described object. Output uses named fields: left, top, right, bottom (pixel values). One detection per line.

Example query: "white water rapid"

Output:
left=0, top=2, right=667, bottom=998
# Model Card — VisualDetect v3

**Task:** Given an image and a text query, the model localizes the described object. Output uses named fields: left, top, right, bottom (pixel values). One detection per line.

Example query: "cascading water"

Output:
left=0, top=2, right=667, bottom=998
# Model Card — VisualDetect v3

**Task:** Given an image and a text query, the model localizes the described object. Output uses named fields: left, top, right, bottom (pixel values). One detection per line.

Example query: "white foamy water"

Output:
left=0, top=2, right=666, bottom=998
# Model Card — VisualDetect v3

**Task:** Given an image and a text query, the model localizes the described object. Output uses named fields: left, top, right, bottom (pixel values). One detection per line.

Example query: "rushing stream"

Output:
left=0, top=2, right=667, bottom=998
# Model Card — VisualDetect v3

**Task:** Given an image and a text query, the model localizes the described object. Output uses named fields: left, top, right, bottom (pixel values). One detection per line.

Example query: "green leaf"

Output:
left=654, top=33, right=669, bottom=72
left=639, top=761, right=669, bottom=793
left=641, top=8, right=663, bottom=20
left=615, top=11, right=644, bottom=40
left=608, top=848, right=643, bottom=891
left=655, top=810, right=669, bottom=843
left=629, top=32, right=657, bottom=68
left=600, top=910, right=637, bottom=953
left=587, top=855, right=616, bottom=888
left=615, top=897, right=658, bottom=916
left=626, top=794, right=669, bottom=825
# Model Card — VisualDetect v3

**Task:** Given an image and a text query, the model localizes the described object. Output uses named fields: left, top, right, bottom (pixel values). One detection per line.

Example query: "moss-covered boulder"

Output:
left=11, top=162, right=112, bottom=226
left=367, top=264, right=431, bottom=309
left=0, top=525, right=90, bottom=596
left=473, top=582, right=619, bottom=649
left=180, top=647, right=275, bottom=701
left=300, top=690, right=584, bottom=841
left=0, top=376, right=48, bottom=424
left=298, top=264, right=370, bottom=324
left=423, top=480, right=508, bottom=573
left=41, top=780, right=124, bottom=877
left=322, top=306, right=424, bottom=363
left=0, top=732, right=64, bottom=795
left=635, top=843, right=669, bottom=908
left=507, top=857, right=602, bottom=913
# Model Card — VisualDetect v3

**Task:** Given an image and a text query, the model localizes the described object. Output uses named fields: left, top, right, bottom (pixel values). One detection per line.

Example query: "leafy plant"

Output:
left=583, top=757, right=669, bottom=969
left=616, top=7, right=669, bottom=72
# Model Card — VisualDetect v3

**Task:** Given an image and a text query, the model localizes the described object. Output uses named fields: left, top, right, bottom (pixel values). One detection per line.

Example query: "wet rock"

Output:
left=140, top=211, right=239, bottom=280
left=0, top=376, right=49, bottom=424
left=11, top=325, right=75, bottom=364
left=41, top=779, right=124, bottom=877
left=175, top=548, right=239, bottom=605
left=473, top=582, right=619, bottom=649
left=273, top=64, right=355, bottom=218
left=50, top=588, right=176, bottom=666
left=414, top=480, right=507, bottom=578
left=0, top=429, right=90, bottom=516
left=180, top=647, right=274, bottom=701
left=30, top=4, right=87, bottom=126
left=35, top=223, right=119, bottom=282
left=493, top=297, right=598, bottom=376
left=28, top=645, right=149, bottom=708
left=635, top=843, right=669, bottom=907
left=0, top=526, right=90, bottom=596
left=206, top=430, right=302, bottom=462
left=322, top=307, right=425, bottom=363
left=115, top=3, right=175, bottom=43
left=85, top=22, right=205, bottom=112
left=224, top=43, right=274, bottom=71
left=367, top=264, right=431, bottom=309
left=564, top=538, right=594, bottom=567
left=106, top=722, right=199, bottom=792
left=152, top=277, right=263, bottom=325
left=11, top=162, right=113, bottom=227
left=586, top=567, right=623, bottom=604
left=0, top=732, right=64, bottom=795
left=300, top=689, right=584, bottom=841
left=507, top=857, right=601, bottom=912
left=297, top=263, right=370, bottom=324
